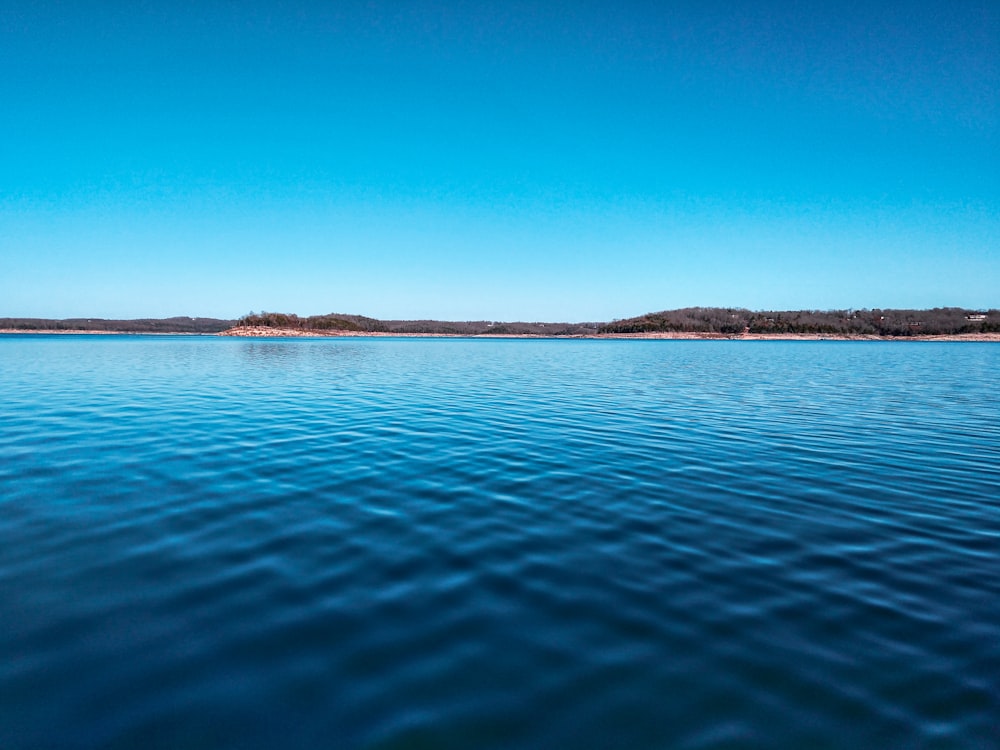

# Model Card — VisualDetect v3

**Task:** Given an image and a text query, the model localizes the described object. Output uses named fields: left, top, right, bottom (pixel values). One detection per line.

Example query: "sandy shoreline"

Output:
left=3, top=326, right=997, bottom=341
left=214, top=326, right=1000, bottom=342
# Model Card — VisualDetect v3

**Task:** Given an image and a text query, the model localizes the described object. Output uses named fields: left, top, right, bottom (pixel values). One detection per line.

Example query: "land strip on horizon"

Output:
left=2, top=306, right=997, bottom=339
left=216, top=326, right=1000, bottom=342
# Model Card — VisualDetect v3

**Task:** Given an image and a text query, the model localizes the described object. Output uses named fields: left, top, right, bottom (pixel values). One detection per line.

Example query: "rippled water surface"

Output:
left=2, top=336, right=998, bottom=749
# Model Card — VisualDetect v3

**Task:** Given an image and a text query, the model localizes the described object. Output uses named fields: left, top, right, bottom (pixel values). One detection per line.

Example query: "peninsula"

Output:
left=218, top=308, right=999, bottom=340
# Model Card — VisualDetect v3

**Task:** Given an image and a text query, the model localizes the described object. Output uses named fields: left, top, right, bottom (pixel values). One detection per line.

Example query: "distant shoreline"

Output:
left=0, top=329, right=208, bottom=336
left=215, top=326, right=1000, bottom=342
left=4, top=327, right=998, bottom=342
left=3, top=326, right=999, bottom=342
left=4, top=326, right=999, bottom=342
left=5, top=308, right=994, bottom=338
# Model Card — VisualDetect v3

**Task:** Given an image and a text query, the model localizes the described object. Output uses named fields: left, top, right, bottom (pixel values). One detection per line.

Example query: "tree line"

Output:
left=238, top=312, right=385, bottom=332
left=238, top=312, right=602, bottom=336
left=597, top=307, right=998, bottom=336
left=0, top=317, right=235, bottom=333
left=4, top=308, right=993, bottom=336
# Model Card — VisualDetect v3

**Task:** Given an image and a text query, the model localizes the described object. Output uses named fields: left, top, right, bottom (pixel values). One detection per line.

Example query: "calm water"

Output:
left=2, top=336, right=998, bottom=749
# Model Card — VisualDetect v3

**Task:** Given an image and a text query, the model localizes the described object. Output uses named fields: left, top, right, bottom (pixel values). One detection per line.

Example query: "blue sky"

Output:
left=2, top=0, right=997, bottom=321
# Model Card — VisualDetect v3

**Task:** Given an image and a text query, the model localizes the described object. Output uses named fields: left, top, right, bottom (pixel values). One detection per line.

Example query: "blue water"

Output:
left=2, top=336, right=998, bottom=749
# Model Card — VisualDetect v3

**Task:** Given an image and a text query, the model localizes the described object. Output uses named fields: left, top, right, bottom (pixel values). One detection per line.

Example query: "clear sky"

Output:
left=2, top=0, right=997, bottom=321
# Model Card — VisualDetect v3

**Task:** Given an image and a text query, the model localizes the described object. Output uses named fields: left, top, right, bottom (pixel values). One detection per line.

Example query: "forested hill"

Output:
left=237, top=312, right=601, bottom=336
left=598, top=308, right=998, bottom=336
left=0, top=317, right=235, bottom=333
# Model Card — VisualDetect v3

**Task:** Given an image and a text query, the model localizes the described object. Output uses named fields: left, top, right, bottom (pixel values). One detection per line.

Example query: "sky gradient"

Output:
left=2, top=0, right=997, bottom=321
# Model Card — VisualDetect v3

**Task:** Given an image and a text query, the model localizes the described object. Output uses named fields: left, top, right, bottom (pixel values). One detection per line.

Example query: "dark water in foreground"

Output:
left=1, top=336, right=998, bottom=749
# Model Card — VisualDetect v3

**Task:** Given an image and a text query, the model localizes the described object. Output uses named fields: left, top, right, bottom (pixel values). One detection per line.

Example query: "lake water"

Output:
left=2, top=336, right=998, bottom=749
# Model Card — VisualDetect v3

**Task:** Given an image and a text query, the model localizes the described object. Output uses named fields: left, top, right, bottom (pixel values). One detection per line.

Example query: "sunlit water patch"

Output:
left=1, top=336, right=998, bottom=748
